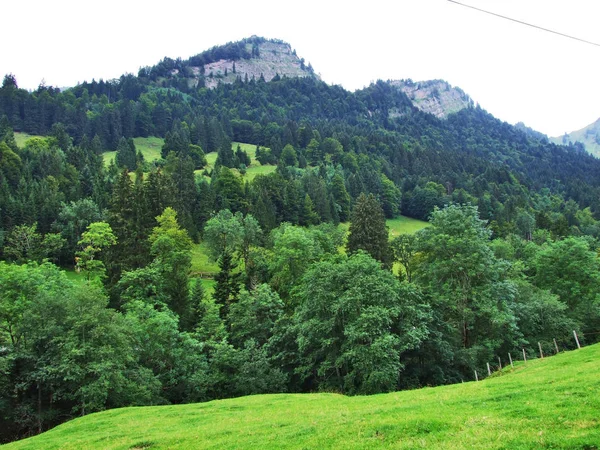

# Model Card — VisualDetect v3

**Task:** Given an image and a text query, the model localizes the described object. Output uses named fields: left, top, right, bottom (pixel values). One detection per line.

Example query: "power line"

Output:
left=447, top=0, right=600, bottom=48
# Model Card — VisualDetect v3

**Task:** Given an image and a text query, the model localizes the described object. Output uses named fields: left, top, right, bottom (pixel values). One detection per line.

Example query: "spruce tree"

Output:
left=346, top=193, right=390, bottom=268
left=330, top=173, right=351, bottom=222
left=213, top=251, right=242, bottom=323
left=115, top=137, right=136, bottom=171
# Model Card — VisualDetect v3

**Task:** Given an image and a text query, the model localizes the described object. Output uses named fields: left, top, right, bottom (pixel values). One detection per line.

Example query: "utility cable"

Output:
left=447, top=0, right=600, bottom=48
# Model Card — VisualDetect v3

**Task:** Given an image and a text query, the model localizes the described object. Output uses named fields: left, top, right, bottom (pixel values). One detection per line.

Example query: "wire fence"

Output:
left=473, top=329, right=596, bottom=382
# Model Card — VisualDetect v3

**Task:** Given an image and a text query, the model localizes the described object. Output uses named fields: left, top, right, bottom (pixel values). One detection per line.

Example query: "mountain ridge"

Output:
left=390, top=79, right=474, bottom=119
left=550, top=117, right=600, bottom=157
left=139, top=36, right=318, bottom=90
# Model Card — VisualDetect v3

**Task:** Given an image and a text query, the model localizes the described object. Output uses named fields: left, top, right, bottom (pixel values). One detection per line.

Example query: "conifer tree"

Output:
left=115, top=137, right=136, bottom=171
left=346, top=193, right=390, bottom=268
left=330, top=173, right=351, bottom=222
left=213, top=251, right=242, bottom=323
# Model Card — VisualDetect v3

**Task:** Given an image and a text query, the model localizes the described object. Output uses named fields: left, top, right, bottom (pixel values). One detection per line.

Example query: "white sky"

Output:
left=2, top=0, right=599, bottom=137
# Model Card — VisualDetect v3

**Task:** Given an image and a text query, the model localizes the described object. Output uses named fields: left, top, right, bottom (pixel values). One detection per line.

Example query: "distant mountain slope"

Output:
left=6, top=344, right=600, bottom=449
left=391, top=79, right=473, bottom=118
left=551, top=117, right=600, bottom=157
left=141, top=36, right=318, bottom=90
left=201, top=40, right=315, bottom=88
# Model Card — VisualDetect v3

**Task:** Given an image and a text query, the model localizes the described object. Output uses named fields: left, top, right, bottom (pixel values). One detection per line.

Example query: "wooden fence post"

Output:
left=508, top=353, right=513, bottom=368
left=522, top=348, right=527, bottom=363
left=553, top=338, right=559, bottom=354
left=487, top=362, right=491, bottom=376
left=573, top=330, right=581, bottom=349
left=498, top=356, right=502, bottom=370
left=474, top=370, right=479, bottom=382
left=538, top=342, right=544, bottom=359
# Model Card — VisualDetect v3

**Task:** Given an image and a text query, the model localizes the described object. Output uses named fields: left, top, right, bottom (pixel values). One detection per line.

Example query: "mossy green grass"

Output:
left=5, top=344, right=599, bottom=449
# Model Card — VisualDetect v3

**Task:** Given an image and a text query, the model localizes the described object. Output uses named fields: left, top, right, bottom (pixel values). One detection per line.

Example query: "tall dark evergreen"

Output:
left=115, top=136, right=136, bottom=171
left=346, top=193, right=390, bottom=267
left=213, top=251, right=242, bottom=323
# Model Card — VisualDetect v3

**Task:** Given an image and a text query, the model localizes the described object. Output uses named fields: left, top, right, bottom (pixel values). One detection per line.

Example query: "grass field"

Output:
left=62, top=268, right=88, bottom=285
left=190, top=242, right=219, bottom=275
left=102, top=137, right=165, bottom=166
left=339, top=216, right=428, bottom=239
left=13, top=132, right=42, bottom=148
left=387, top=216, right=429, bottom=237
left=5, top=343, right=599, bottom=449
left=199, top=142, right=276, bottom=181
left=98, top=138, right=276, bottom=181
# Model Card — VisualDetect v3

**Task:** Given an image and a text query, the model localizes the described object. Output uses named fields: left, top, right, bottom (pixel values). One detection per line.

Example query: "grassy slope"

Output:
left=386, top=216, right=429, bottom=237
left=550, top=118, right=600, bottom=157
left=14, top=132, right=44, bottom=148
left=5, top=344, right=599, bottom=449
left=338, top=216, right=428, bottom=238
left=103, top=137, right=165, bottom=166
left=190, top=242, right=219, bottom=275
left=199, top=142, right=276, bottom=181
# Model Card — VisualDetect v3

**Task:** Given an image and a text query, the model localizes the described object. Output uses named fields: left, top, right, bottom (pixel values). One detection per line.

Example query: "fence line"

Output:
left=475, top=329, right=593, bottom=382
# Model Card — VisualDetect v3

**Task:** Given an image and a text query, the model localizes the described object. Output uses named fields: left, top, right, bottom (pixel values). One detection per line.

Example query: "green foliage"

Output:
left=212, top=167, right=247, bottom=213
left=212, top=251, right=242, bottom=322
left=390, top=234, right=417, bottom=282
left=280, top=144, right=298, bottom=167
left=4, top=224, right=43, bottom=263
left=115, top=137, right=136, bottom=171
left=147, top=207, right=193, bottom=328
left=203, top=209, right=244, bottom=261
left=5, top=41, right=600, bottom=444
left=0, top=141, right=22, bottom=187
left=330, top=173, right=351, bottom=222
left=294, top=252, right=428, bottom=394
left=346, top=193, right=390, bottom=267
left=52, top=199, right=104, bottom=263
left=532, top=237, right=600, bottom=334
left=229, top=284, right=284, bottom=348
left=203, top=209, right=262, bottom=271
left=414, top=204, right=518, bottom=376
left=75, top=222, right=116, bottom=282
left=0, top=263, right=153, bottom=437
left=269, top=223, right=336, bottom=302
left=6, top=343, right=600, bottom=449
left=149, top=207, right=192, bottom=254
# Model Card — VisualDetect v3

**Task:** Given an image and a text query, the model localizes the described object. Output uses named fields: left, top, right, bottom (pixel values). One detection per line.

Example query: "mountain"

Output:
left=139, top=36, right=318, bottom=90
left=550, top=117, right=600, bottom=157
left=390, top=79, right=473, bottom=118
left=514, top=122, right=549, bottom=141
left=4, top=36, right=600, bottom=446
left=5, top=344, right=599, bottom=449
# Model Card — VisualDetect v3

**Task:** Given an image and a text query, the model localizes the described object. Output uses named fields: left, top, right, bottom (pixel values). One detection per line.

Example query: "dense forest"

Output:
left=1, top=37, right=600, bottom=443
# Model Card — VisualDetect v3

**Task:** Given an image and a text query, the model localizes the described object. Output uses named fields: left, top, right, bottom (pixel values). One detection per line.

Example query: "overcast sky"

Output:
left=2, top=0, right=599, bottom=137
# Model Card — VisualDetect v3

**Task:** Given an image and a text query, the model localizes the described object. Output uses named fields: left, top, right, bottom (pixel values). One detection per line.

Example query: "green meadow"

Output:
left=338, top=216, right=429, bottom=239
left=14, top=132, right=42, bottom=148
left=387, top=215, right=429, bottom=236
left=6, top=343, right=599, bottom=449
left=199, top=142, right=276, bottom=181
left=102, top=136, right=164, bottom=166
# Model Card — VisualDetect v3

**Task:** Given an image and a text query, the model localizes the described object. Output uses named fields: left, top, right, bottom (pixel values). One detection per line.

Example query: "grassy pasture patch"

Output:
left=6, top=344, right=600, bottom=449
left=14, top=132, right=42, bottom=148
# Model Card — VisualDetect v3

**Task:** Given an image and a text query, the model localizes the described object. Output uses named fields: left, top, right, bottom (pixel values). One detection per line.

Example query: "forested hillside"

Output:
left=1, top=37, right=600, bottom=444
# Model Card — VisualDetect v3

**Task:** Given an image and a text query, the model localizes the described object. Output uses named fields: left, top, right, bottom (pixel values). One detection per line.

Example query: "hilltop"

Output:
left=5, top=344, right=599, bottom=449
left=391, top=79, right=473, bottom=118
left=139, top=36, right=318, bottom=90
left=551, top=117, right=600, bottom=157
